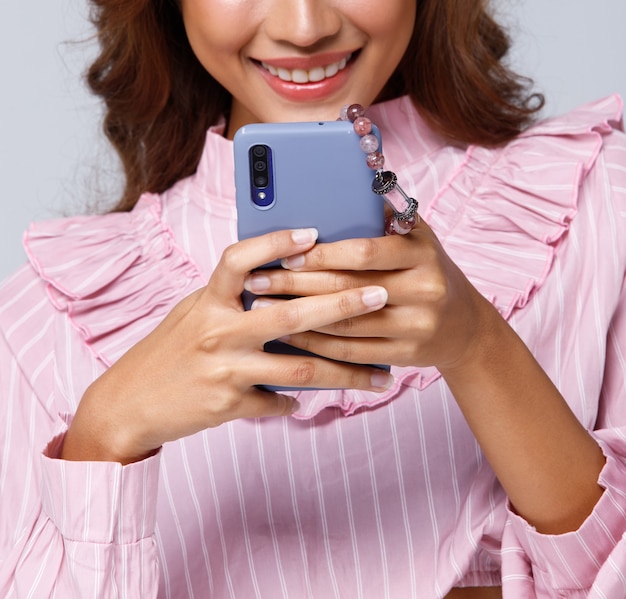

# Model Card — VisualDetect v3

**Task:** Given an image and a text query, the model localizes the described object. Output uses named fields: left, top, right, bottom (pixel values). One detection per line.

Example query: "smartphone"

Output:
left=234, top=119, right=384, bottom=247
left=233, top=120, right=388, bottom=388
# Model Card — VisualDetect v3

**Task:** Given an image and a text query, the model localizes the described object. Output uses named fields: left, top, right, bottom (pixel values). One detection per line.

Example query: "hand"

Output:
left=243, top=219, right=498, bottom=372
left=244, top=223, right=607, bottom=534
left=62, top=228, right=393, bottom=464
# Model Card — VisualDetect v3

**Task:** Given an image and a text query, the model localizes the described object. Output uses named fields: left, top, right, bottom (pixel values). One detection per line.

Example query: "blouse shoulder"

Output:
left=22, top=194, right=204, bottom=367
left=427, top=94, right=624, bottom=319
left=373, top=95, right=625, bottom=397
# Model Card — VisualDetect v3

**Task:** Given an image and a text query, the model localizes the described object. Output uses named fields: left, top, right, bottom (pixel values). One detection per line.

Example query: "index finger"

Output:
left=208, top=228, right=318, bottom=300
left=281, top=221, right=435, bottom=272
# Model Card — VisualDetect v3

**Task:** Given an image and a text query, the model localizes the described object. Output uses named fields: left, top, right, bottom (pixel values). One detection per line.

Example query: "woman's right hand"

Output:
left=61, top=228, right=393, bottom=465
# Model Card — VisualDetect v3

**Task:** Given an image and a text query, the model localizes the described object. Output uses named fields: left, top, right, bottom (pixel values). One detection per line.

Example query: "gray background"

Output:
left=1, top=0, right=625, bottom=279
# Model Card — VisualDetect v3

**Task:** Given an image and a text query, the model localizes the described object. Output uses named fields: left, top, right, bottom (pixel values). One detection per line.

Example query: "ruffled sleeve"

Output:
left=292, top=95, right=625, bottom=418
left=24, top=195, right=204, bottom=367
left=427, top=94, right=622, bottom=320
left=390, top=95, right=624, bottom=390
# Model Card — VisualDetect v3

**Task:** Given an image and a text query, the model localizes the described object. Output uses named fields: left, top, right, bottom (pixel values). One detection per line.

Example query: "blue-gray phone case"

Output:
left=233, top=120, right=388, bottom=390
left=234, top=120, right=384, bottom=243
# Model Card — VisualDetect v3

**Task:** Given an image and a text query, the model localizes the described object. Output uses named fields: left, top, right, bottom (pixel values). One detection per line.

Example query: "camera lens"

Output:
left=254, top=175, right=268, bottom=187
left=254, top=160, right=266, bottom=172
left=252, top=145, right=266, bottom=158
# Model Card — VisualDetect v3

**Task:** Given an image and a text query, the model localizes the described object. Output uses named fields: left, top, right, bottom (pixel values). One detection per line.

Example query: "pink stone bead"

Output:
left=339, top=104, right=350, bottom=121
left=385, top=216, right=416, bottom=235
left=359, top=134, right=379, bottom=154
left=346, top=103, right=365, bottom=122
left=353, top=116, right=372, bottom=136
left=366, top=151, right=385, bottom=170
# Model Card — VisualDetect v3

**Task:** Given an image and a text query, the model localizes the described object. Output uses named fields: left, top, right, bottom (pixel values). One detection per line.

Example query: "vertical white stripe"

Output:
left=0, top=359, right=17, bottom=510
left=160, top=458, right=196, bottom=599
left=227, top=424, right=263, bottom=599
left=24, top=534, right=56, bottom=599
left=361, top=412, right=391, bottom=599
left=309, top=419, right=341, bottom=599
left=387, top=399, right=417, bottom=597
left=180, top=441, right=214, bottom=594
left=83, top=462, right=92, bottom=542
left=334, top=415, right=364, bottom=599
left=63, top=316, right=78, bottom=412
left=254, top=422, right=289, bottom=599
left=202, top=432, right=237, bottom=599
left=154, top=527, right=173, bottom=599
left=414, top=387, right=444, bottom=596
left=280, top=418, right=314, bottom=598
left=438, top=381, right=465, bottom=581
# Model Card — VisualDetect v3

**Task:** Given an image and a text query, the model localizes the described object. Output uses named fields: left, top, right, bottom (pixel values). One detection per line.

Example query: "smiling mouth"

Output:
left=259, top=53, right=354, bottom=84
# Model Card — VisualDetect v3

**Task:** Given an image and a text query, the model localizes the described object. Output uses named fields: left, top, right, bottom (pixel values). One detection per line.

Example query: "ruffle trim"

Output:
left=23, top=96, right=624, bottom=419
left=24, top=195, right=204, bottom=366
left=387, top=94, right=623, bottom=396
left=295, top=95, right=624, bottom=417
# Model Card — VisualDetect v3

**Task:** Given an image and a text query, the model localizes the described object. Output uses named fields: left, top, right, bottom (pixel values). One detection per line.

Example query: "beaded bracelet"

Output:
left=339, top=103, right=419, bottom=235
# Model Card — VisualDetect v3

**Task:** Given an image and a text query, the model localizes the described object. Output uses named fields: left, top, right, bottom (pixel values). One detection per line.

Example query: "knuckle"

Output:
left=348, top=367, right=367, bottom=390
left=333, top=339, right=354, bottom=363
left=308, top=248, right=327, bottom=269
left=280, top=270, right=297, bottom=292
left=331, top=271, right=356, bottom=293
left=268, top=230, right=286, bottom=252
left=424, top=275, right=449, bottom=303
left=336, top=293, right=355, bottom=318
left=276, top=302, right=302, bottom=330
left=290, top=361, right=316, bottom=386
left=203, top=361, right=234, bottom=386
left=333, top=317, right=355, bottom=335
left=351, top=238, right=379, bottom=268
left=219, top=243, right=241, bottom=271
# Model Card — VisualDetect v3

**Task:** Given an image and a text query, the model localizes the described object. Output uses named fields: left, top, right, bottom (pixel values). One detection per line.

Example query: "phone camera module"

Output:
left=249, top=145, right=274, bottom=208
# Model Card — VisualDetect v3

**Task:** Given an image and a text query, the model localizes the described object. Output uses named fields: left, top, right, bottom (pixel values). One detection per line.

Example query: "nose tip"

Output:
left=264, top=1, right=342, bottom=49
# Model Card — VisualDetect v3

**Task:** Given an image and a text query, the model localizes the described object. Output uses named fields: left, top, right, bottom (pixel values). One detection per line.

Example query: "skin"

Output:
left=181, top=0, right=416, bottom=135
left=62, top=0, right=607, bottom=595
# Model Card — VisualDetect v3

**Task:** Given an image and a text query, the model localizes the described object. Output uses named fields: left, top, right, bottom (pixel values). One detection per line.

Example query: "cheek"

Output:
left=181, top=0, right=255, bottom=65
left=354, top=0, right=415, bottom=43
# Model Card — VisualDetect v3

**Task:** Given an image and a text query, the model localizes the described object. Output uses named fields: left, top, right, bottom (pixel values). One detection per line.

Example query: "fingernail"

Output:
left=290, top=399, right=302, bottom=414
left=291, top=228, right=318, bottom=245
left=244, top=274, right=271, bottom=292
left=251, top=298, right=274, bottom=309
left=361, top=286, right=388, bottom=308
left=371, top=371, right=394, bottom=390
left=281, top=254, right=305, bottom=270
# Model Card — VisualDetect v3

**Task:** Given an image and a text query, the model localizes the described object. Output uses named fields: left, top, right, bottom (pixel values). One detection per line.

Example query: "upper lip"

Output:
left=252, top=50, right=357, bottom=71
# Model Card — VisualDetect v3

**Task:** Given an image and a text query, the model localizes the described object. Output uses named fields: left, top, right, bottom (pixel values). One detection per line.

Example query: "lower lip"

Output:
left=254, top=60, right=353, bottom=102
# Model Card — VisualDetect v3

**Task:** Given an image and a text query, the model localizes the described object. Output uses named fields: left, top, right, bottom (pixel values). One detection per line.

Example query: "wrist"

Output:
left=61, top=382, right=158, bottom=465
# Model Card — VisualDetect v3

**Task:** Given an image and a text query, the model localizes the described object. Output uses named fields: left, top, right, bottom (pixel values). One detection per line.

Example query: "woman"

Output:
left=1, top=0, right=625, bottom=596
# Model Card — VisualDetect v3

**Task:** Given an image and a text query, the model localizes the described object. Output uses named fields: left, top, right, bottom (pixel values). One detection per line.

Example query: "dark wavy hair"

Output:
left=86, top=0, right=543, bottom=211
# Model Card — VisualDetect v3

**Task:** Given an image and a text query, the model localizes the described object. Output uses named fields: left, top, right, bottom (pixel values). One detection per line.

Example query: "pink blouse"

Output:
left=1, top=95, right=626, bottom=598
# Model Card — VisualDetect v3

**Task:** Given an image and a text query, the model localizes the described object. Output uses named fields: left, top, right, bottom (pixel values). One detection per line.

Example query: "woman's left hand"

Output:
left=245, top=220, right=607, bottom=536
left=244, top=218, right=496, bottom=372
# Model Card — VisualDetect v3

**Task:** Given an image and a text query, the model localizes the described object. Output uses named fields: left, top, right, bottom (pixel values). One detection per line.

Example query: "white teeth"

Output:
left=277, top=67, right=292, bottom=82
left=308, top=66, right=326, bottom=82
left=324, top=63, right=338, bottom=78
left=291, top=68, right=308, bottom=84
left=261, top=53, right=352, bottom=84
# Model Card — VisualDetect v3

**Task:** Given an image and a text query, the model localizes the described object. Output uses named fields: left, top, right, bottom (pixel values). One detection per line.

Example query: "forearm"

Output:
left=439, top=303, right=606, bottom=535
